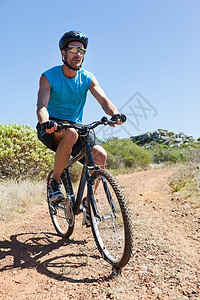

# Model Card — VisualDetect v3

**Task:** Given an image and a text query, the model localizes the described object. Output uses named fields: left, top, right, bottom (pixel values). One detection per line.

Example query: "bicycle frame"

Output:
left=63, top=138, right=100, bottom=217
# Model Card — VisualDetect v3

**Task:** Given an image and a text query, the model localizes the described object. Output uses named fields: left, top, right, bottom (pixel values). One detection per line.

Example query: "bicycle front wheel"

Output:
left=88, top=169, right=133, bottom=270
left=47, top=170, right=75, bottom=238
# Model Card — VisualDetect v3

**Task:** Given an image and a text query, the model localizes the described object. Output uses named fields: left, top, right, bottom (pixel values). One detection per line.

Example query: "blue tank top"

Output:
left=44, top=66, right=93, bottom=123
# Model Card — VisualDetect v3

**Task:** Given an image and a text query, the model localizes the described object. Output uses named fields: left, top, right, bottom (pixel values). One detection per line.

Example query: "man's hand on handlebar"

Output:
left=41, top=120, right=58, bottom=134
left=110, top=113, right=127, bottom=127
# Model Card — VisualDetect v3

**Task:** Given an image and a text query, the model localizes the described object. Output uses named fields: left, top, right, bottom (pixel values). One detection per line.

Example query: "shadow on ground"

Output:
left=0, top=231, right=116, bottom=282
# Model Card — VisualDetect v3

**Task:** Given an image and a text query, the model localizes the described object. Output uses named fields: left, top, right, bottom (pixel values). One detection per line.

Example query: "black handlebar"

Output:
left=56, top=116, right=118, bottom=133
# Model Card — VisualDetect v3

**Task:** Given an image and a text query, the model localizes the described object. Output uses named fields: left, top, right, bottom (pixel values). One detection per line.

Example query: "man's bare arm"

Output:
left=36, top=74, right=51, bottom=124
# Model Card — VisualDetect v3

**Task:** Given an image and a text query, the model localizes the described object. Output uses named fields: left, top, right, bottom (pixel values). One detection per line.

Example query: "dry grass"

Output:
left=0, top=179, right=46, bottom=222
left=169, top=157, right=200, bottom=206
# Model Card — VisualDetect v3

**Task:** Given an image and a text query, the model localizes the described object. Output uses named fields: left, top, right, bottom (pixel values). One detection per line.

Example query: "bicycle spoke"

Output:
left=89, top=170, right=133, bottom=269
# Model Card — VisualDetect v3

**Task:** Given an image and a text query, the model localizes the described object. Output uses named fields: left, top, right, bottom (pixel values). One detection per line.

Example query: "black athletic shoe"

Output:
left=48, top=179, right=64, bottom=202
left=82, top=197, right=91, bottom=227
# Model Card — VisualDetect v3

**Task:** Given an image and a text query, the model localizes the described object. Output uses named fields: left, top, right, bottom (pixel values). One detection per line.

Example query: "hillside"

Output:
left=131, top=129, right=198, bottom=148
left=0, top=167, right=199, bottom=299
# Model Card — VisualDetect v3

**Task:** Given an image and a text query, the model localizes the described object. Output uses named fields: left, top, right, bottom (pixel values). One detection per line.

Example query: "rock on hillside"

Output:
left=131, top=129, right=196, bottom=147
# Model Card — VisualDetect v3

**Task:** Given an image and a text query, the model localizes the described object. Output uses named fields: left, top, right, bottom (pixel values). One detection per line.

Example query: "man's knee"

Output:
left=53, top=128, right=78, bottom=149
left=65, top=128, right=79, bottom=143
left=92, top=145, right=107, bottom=166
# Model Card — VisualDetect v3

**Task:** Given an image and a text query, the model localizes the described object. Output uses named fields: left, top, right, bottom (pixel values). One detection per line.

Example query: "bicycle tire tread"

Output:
left=47, top=169, right=75, bottom=238
left=89, top=169, right=133, bottom=270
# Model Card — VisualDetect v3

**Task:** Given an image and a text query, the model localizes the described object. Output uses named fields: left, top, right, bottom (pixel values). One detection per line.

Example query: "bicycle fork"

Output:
left=87, top=172, right=117, bottom=221
left=86, top=169, right=100, bottom=219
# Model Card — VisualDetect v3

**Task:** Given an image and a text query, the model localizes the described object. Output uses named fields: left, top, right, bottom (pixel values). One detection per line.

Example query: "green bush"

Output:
left=0, top=123, right=55, bottom=179
left=0, top=123, right=82, bottom=181
left=150, top=145, right=188, bottom=164
left=102, top=138, right=152, bottom=169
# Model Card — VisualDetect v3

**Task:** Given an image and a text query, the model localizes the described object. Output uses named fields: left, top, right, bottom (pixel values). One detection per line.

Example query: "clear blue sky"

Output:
left=0, top=0, right=200, bottom=140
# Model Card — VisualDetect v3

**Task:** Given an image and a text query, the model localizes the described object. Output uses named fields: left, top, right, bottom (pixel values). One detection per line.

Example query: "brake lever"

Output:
left=101, top=116, right=116, bottom=126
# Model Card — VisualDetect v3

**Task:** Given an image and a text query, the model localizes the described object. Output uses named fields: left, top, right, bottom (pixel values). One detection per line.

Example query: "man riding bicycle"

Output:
left=36, top=30, right=126, bottom=202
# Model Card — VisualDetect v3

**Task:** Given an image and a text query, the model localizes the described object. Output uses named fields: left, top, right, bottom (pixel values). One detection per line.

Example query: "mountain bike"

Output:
left=46, top=117, right=133, bottom=270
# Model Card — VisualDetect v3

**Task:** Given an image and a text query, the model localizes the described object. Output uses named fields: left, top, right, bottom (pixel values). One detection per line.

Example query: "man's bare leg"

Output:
left=92, top=145, right=107, bottom=169
left=53, top=128, right=78, bottom=182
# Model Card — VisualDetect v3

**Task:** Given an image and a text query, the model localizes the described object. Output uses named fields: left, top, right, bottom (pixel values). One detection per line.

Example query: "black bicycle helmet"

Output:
left=59, top=30, right=88, bottom=50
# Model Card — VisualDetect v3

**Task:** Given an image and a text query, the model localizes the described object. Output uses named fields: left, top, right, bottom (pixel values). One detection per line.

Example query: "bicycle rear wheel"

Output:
left=47, top=170, right=75, bottom=238
left=88, top=169, right=133, bottom=270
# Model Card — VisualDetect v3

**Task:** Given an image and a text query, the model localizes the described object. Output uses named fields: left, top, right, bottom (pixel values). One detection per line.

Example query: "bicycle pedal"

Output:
left=82, top=208, right=91, bottom=227
left=82, top=208, right=86, bottom=226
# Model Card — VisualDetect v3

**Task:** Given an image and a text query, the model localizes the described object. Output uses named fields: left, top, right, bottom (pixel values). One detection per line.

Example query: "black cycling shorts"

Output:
left=36, top=119, right=100, bottom=161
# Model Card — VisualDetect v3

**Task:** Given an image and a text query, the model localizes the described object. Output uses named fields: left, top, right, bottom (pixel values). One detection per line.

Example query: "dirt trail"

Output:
left=0, top=167, right=199, bottom=299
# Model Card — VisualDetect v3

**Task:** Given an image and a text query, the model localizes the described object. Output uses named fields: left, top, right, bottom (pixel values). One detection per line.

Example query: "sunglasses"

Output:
left=67, top=46, right=86, bottom=56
